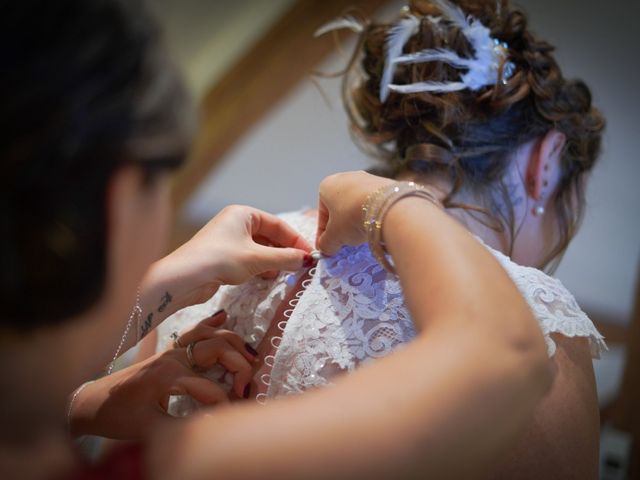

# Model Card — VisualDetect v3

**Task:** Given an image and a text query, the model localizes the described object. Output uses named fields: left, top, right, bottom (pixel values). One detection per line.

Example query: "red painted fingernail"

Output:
left=243, top=383, right=251, bottom=399
left=213, top=309, right=225, bottom=317
left=245, top=343, right=258, bottom=357
left=302, top=254, right=314, bottom=268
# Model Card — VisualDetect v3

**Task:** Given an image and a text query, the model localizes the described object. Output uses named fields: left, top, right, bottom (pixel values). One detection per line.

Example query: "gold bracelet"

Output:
left=363, top=182, right=441, bottom=274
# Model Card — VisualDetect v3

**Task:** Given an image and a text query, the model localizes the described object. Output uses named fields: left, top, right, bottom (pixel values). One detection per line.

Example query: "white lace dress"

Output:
left=157, top=210, right=606, bottom=405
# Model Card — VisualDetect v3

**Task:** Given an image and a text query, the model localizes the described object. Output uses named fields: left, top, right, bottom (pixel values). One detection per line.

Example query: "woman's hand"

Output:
left=69, top=311, right=256, bottom=440
left=139, top=206, right=313, bottom=331
left=316, top=171, right=393, bottom=255
left=169, top=310, right=257, bottom=399
left=186, top=205, right=312, bottom=284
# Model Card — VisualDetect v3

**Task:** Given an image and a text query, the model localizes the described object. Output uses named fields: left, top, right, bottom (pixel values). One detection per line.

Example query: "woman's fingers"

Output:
left=173, top=376, right=229, bottom=407
left=259, top=270, right=280, bottom=280
left=179, top=316, right=256, bottom=363
left=191, top=338, right=254, bottom=398
left=315, top=201, right=330, bottom=250
left=177, top=323, right=219, bottom=348
left=173, top=312, right=256, bottom=399
left=316, top=201, right=345, bottom=255
left=199, top=310, right=227, bottom=328
left=178, top=324, right=256, bottom=364
left=249, top=209, right=312, bottom=252
left=316, top=171, right=394, bottom=255
left=176, top=310, right=228, bottom=347
left=251, top=245, right=309, bottom=275
left=316, top=219, right=342, bottom=256
left=213, top=330, right=257, bottom=364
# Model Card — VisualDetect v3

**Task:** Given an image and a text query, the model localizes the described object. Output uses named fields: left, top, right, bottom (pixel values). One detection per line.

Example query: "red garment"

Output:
left=71, top=443, right=144, bottom=480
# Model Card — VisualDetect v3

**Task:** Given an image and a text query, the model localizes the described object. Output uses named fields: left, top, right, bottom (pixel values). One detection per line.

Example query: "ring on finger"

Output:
left=171, top=331, right=183, bottom=349
left=186, top=342, right=202, bottom=372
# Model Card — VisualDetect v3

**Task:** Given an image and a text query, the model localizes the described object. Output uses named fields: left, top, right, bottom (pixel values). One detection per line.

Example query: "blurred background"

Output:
left=149, top=0, right=639, bottom=476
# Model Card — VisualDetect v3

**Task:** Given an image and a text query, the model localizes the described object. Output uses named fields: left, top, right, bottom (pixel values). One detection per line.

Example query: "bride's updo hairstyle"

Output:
left=342, top=0, right=604, bottom=270
left=0, top=0, right=192, bottom=331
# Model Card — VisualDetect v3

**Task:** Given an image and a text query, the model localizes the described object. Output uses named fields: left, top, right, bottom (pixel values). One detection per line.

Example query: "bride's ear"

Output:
left=525, top=130, right=566, bottom=201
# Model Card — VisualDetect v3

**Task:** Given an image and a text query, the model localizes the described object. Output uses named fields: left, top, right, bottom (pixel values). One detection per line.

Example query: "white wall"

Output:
left=515, top=0, right=640, bottom=324
left=184, top=0, right=640, bottom=325
left=184, top=52, right=370, bottom=215
left=151, top=0, right=296, bottom=98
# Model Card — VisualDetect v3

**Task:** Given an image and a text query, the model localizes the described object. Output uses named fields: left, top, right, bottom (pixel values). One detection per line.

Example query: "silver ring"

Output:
left=171, top=331, right=183, bottom=349
left=186, top=342, right=200, bottom=372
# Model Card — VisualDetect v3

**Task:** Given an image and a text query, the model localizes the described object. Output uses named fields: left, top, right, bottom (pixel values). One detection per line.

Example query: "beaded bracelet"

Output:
left=363, top=181, right=441, bottom=274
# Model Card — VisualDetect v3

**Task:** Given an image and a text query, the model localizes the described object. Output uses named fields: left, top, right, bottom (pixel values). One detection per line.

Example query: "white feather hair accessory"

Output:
left=388, top=0, right=515, bottom=95
left=313, top=1, right=515, bottom=100
left=379, top=14, right=421, bottom=102
left=313, top=10, right=420, bottom=103
left=314, top=15, right=365, bottom=37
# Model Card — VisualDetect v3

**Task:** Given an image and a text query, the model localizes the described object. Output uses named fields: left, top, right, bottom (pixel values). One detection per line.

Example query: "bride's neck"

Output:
left=396, top=171, right=509, bottom=254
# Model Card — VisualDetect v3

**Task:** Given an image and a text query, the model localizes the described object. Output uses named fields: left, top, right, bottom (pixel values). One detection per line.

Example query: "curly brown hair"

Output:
left=341, top=0, right=605, bottom=271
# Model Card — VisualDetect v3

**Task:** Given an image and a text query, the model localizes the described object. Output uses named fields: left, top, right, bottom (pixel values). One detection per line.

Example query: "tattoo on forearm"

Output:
left=158, top=291, right=173, bottom=313
left=140, top=312, right=153, bottom=340
left=137, top=292, right=172, bottom=340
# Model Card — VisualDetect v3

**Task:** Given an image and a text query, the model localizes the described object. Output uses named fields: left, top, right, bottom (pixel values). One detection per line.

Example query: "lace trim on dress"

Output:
left=476, top=241, right=607, bottom=358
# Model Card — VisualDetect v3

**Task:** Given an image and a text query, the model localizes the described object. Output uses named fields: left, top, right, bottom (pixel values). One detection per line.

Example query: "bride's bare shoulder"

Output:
left=488, top=335, right=599, bottom=479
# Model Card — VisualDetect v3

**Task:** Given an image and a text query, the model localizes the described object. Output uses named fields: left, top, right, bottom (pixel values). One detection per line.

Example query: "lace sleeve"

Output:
left=486, top=247, right=607, bottom=358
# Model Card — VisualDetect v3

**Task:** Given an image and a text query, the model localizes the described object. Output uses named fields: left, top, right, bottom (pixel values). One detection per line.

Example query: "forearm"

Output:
left=69, top=352, right=169, bottom=439
left=119, top=254, right=221, bottom=352
left=67, top=263, right=191, bottom=406
left=384, top=197, right=545, bottom=348
left=154, top=333, right=549, bottom=480
left=115, top=204, right=310, bottom=355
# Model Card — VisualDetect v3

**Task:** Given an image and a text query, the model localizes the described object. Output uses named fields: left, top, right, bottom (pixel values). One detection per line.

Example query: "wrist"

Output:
left=142, top=254, right=220, bottom=317
left=384, top=195, right=442, bottom=233
left=383, top=196, right=445, bottom=247
left=67, top=380, right=97, bottom=438
left=364, top=182, right=442, bottom=274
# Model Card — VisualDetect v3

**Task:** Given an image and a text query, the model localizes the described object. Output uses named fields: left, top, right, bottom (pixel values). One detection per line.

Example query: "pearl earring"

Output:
left=532, top=168, right=549, bottom=216
left=533, top=205, right=545, bottom=216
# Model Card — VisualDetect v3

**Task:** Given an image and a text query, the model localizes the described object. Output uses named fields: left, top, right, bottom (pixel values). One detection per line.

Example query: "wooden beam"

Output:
left=588, top=315, right=629, bottom=345
left=612, top=262, right=640, bottom=474
left=171, top=0, right=390, bottom=209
